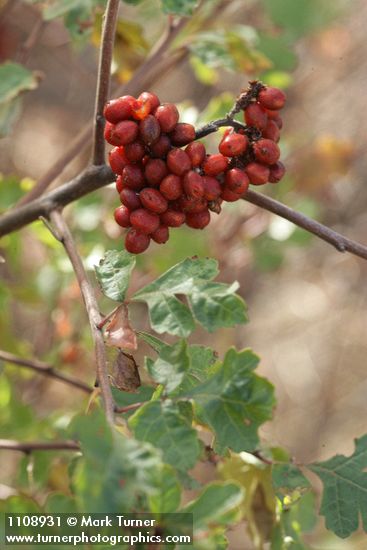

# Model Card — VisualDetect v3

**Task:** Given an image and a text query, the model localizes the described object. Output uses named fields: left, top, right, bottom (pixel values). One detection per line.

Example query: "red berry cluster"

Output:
left=104, top=83, right=286, bottom=254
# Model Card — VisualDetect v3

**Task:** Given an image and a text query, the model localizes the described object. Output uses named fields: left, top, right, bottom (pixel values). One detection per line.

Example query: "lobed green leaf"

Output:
left=95, top=250, right=135, bottom=302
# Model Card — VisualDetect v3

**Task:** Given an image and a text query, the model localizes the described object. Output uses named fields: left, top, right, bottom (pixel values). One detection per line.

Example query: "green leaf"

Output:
left=183, top=481, right=243, bottom=530
left=129, top=400, right=201, bottom=471
left=133, top=257, right=247, bottom=336
left=309, top=434, right=367, bottom=538
left=188, top=348, right=275, bottom=452
left=161, top=0, right=198, bottom=16
left=272, top=464, right=311, bottom=507
left=257, top=34, right=297, bottom=71
left=146, top=339, right=189, bottom=394
left=148, top=464, right=181, bottom=513
left=95, top=249, right=135, bottom=302
left=69, top=410, right=164, bottom=511
left=0, top=62, right=39, bottom=103
left=138, top=331, right=168, bottom=353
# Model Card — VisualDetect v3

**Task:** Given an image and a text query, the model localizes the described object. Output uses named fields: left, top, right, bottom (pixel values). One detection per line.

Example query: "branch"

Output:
left=0, top=439, right=80, bottom=453
left=0, top=350, right=92, bottom=393
left=0, top=164, right=114, bottom=237
left=49, top=210, right=115, bottom=424
left=93, top=0, right=120, bottom=165
left=242, top=190, right=367, bottom=260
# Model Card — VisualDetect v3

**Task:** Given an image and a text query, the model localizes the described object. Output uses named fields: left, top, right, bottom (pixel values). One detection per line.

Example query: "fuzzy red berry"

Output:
left=144, top=158, right=168, bottom=186
left=159, top=174, right=183, bottom=200
left=253, top=139, right=280, bottom=165
left=116, top=175, right=124, bottom=193
left=122, top=165, right=145, bottom=190
left=151, top=225, right=169, bottom=244
left=202, top=176, right=222, bottom=201
left=150, top=134, right=171, bottom=158
left=154, top=103, right=179, bottom=133
left=120, top=188, right=141, bottom=210
left=139, top=114, right=161, bottom=145
left=219, top=132, right=248, bottom=157
left=114, top=205, right=131, bottom=227
left=170, top=123, right=196, bottom=146
left=245, top=162, right=270, bottom=185
left=225, top=168, right=249, bottom=195
left=160, top=209, right=185, bottom=227
left=130, top=208, right=160, bottom=234
left=179, top=196, right=207, bottom=213
left=221, top=187, right=242, bottom=202
left=166, top=148, right=192, bottom=176
left=106, top=120, right=139, bottom=146
left=244, top=103, right=268, bottom=130
left=183, top=171, right=204, bottom=199
left=124, top=141, right=145, bottom=163
left=202, top=154, right=228, bottom=176
left=268, top=161, right=286, bottom=183
left=262, top=120, right=280, bottom=143
left=185, top=141, right=206, bottom=167
left=138, top=91, right=160, bottom=113
left=104, top=95, right=135, bottom=123
left=258, top=87, right=286, bottom=110
left=140, top=188, right=168, bottom=214
left=125, top=228, right=150, bottom=254
left=109, top=147, right=128, bottom=174
left=186, top=209, right=210, bottom=229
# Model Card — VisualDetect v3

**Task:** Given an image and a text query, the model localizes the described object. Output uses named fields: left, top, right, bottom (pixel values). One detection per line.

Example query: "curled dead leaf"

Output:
left=112, top=350, right=141, bottom=393
left=104, top=304, right=137, bottom=350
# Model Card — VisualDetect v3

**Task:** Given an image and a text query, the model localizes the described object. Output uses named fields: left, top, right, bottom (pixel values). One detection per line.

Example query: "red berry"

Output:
left=145, top=158, right=168, bottom=186
left=140, top=188, right=168, bottom=214
left=138, top=91, right=160, bottom=113
left=154, top=103, right=179, bottom=133
left=265, top=108, right=281, bottom=120
left=109, top=120, right=139, bottom=146
left=160, top=209, right=185, bottom=227
left=269, top=161, right=286, bottom=183
left=253, top=139, right=280, bottom=165
left=186, top=209, right=210, bottom=229
left=104, top=121, right=120, bottom=146
left=262, top=120, right=280, bottom=143
left=103, top=95, right=135, bottom=123
left=202, top=154, right=228, bottom=176
left=179, top=196, right=207, bottom=213
left=114, top=205, right=131, bottom=227
left=245, top=162, right=270, bottom=185
left=116, top=175, right=124, bottom=193
left=202, top=176, right=221, bottom=201
left=125, top=228, right=150, bottom=254
left=130, top=208, right=160, bottom=234
left=166, top=148, right=192, bottom=176
left=185, top=141, right=206, bottom=166
left=225, top=168, right=249, bottom=194
left=124, top=141, right=145, bottom=163
left=244, top=103, right=268, bottom=130
left=151, top=225, right=169, bottom=244
left=139, top=114, right=161, bottom=145
left=122, top=165, right=145, bottom=190
left=109, top=146, right=128, bottom=174
left=183, top=171, right=204, bottom=199
left=170, top=123, right=196, bottom=146
left=150, top=134, right=171, bottom=158
left=258, top=87, right=286, bottom=110
left=160, top=174, right=183, bottom=200
left=219, top=133, right=248, bottom=157
left=221, top=187, right=242, bottom=202
left=120, top=188, right=141, bottom=210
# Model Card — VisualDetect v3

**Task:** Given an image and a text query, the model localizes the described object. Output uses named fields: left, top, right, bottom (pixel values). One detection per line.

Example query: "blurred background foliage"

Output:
left=1, top=0, right=367, bottom=547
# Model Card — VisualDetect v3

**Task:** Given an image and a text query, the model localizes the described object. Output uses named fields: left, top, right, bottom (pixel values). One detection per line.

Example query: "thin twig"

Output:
left=0, top=164, right=114, bottom=237
left=114, top=402, right=143, bottom=414
left=49, top=209, right=115, bottom=424
left=92, top=0, right=120, bottom=165
left=242, top=189, right=367, bottom=258
left=0, top=439, right=80, bottom=453
left=0, top=350, right=92, bottom=394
